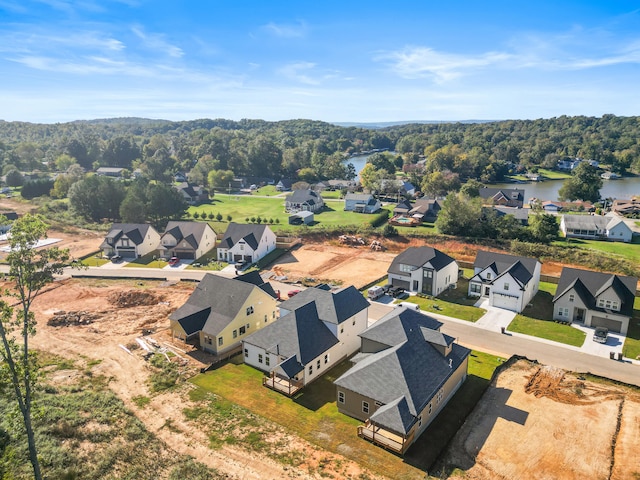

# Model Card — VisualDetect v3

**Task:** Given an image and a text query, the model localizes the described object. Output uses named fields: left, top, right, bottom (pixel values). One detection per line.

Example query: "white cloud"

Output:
left=131, top=25, right=183, bottom=58
left=261, top=21, right=307, bottom=38
left=277, top=62, right=320, bottom=85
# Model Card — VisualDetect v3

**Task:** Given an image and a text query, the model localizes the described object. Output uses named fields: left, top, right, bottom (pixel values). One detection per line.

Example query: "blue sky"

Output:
left=1, top=1, right=640, bottom=123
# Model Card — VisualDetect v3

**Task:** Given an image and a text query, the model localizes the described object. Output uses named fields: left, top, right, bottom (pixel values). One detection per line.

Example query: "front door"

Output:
left=574, top=308, right=585, bottom=323
left=484, top=287, right=490, bottom=296
left=413, top=280, right=419, bottom=291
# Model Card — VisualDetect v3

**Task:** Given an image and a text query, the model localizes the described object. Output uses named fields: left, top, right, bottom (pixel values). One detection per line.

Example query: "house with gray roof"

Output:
left=243, top=285, right=370, bottom=395
left=216, top=222, right=276, bottom=264
left=344, top=193, right=381, bottom=214
left=284, top=189, right=325, bottom=213
left=174, top=182, right=209, bottom=205
left=560, top=214, right=632, bottom=243
left=552, top=267, right=637, bottom=335
left=100, top=223, right=161, bottom=259
left=387, top=246, right=458, bottom=296
left=478, top=187, right=525, bottom=208
left=468, top=250, right=541, bottom=312
left=334, top=307, right=470, bottom=454
left=169, top=273, right=278, bottom=356
left=491, top=206, right=531, bottom=225
left=158, top=221, right=216, bottom=260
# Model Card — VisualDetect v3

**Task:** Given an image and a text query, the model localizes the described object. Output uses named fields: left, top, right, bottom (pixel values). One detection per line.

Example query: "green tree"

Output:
left=459, top=179, right=483, bottom=198
left=0, top=214, right=69, bottom=480
left=528, top=213, right=559, bottom=244
left=226, top=214, right=232, bottom=222
left=5, top=169, right=24, bottom=187
left=145, top=183, right=187, bottom=229
left=54, top=154, right=76, bottom=172
left=119, top=186, right=147, bottom=224
left=207, top=169, right=235, bottom=189
left=68, top=175, right=125, bottom=222
left=435, top=193, right=483, bottom=236
left=359, top=163, right=394, bottom=193
left=558, top=163, right=603, bottom=202
left=216, top=212, right=223, bottom=221
left=421, top=171, right=461, bottom=197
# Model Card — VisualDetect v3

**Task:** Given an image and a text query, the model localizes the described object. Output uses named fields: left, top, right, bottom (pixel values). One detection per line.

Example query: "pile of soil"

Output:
left=47, top=310, right=99, bottom=327
left=107, top=290, right=163, bottom=308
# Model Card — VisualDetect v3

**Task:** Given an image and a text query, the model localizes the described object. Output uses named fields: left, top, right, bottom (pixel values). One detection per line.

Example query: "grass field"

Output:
left=189, top=351, right=503, bottom=479
left=623, top=297, right=640, bottom=360
left=557, top=237, right=640, bottom=263
left=538, top=168, right=572, bottom=180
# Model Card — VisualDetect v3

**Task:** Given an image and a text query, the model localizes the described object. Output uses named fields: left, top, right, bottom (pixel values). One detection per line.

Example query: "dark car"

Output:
left=111, top=255, right=123, bottom=263
left=388, top=286, right=406, bottom=298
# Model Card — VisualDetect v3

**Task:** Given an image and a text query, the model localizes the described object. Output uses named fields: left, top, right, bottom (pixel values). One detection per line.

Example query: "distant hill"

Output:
left=332, top=120, right=496, bottom=129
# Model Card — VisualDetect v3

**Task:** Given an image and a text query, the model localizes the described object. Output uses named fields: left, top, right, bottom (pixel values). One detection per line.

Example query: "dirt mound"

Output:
left=47, top=310, right=99, bottom=327
left=108, top=290, right=163, bottom=308
left=525, top=365, right=622, bottom=405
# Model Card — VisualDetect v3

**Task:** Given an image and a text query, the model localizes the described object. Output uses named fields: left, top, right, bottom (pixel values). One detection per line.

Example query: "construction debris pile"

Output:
left=47, top=310, right=99, bottom=327
left=108, top=290, right=163, bottom=308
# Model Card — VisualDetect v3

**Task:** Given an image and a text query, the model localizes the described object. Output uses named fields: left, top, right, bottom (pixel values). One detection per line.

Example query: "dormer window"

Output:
left=400, top=264, right=412, bottom=273
left=486, top=273, right=491, bottom=280
left=597, top=299, right=619, bottom=311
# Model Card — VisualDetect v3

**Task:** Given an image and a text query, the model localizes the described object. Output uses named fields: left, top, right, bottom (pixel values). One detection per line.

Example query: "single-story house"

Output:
left=468, top=250, right=541, bottom=312
left=381, top=179, right=416, bottom=197
left=243, top=285, right=369, bottom=395
left=174, top=182, right=209, bottom=205
left=284, top=189, right=325, bottom=213
left=276, top=178, right=295, bottom=192
left=100, top=223, right=161, bottom=259
left=170, top=272, right=278, bottom=355
left=387, top=246, right=458, bottom=296
left=553, top=267, right=637, bottom=335
left=217, top=223, right=276, bottom=264
left=491, top=206, right=530, bottom=225
left=410, top=198, right=442, bottom=223
left=96, top=167, right=125, bottom=178
left=158, top=221, right=216, bottom=260
left=344, top=194, right=381, bottom=214
left=560, top=214, right=632, bottom=243
left=542, top=201, right=563, bottom=212
left=393, top=199, right=413, bottom=215
left=334, top=307, right=470, bottom=455
left=479, top=187, right=525, bottom=208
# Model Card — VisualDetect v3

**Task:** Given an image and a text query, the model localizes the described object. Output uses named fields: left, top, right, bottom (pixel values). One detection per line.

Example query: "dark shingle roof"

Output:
left=161, top=221, right=214, bottom=249
left=387, top=247, right=456, bottom=276
left=102, top=223, right=156, bottom=247
left=218, top=222, right=269, bottom=250
left=169, top=273, right=273, bottom=337
left=244, top=302, right=339, bottom=369
left=554, top=267, right=637, bottom=317
left=473, top=250, right=538, bottom=286
left=359, top=307, right=443, bottom=348
left=479, top=187, right=524, bottom=202
left=285, top=189, right=322, bottom=205
left=278, top=286, right=369, bottom=324
left=234, top=271, right=277, bottom=298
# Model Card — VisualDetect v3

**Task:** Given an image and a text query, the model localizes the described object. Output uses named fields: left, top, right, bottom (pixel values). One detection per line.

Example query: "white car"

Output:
left=593, top=327, right=608, bottom=344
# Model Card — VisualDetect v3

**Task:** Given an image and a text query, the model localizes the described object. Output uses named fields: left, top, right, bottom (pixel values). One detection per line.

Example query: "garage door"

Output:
left=117, top=248, right=137, bottom=258
left=391, top=278, right=410, bottom=290
left=491, top=293, right=520, bottom=312
left=175, top=251, right=195, bottom=259
left=591, top=316, right=623, bottom=333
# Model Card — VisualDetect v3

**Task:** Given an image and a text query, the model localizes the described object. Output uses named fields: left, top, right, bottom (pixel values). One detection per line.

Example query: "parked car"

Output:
left=388, top=286, right=406, bottom=298
left=396, top=302, right=420, bottom=311
left=168, top=256, right=180, bottom=266
left=287, top=289, right=301, bottom=298
left=593, top=327, right=608, bottom=344
left=110, top=255, right=123, bottom=263
left=367, top=286, right=385, bottom=301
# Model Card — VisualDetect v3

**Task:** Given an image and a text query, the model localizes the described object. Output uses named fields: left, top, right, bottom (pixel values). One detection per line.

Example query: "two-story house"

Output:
left=284, top=189, right=325, bottom=213
left=100, top=223, right=161, bottom=259
left=169, top=273, right=278, bottom=356
left=243, top=285, right=369, bottom=396
left=478, top=187, right=525, bottom=208
left=387, top=246, right=458, bottom=296
left=158, top=221, right=216, bottom=260
left=552, top=267, right=637, bottom=335
left=216, top=223, right=277, bottom=264
left=174, top=182, right=209, bottom=205
left=344, top=194, right=381, bottom=214
left=468, top=250, right=541, bottom=312
left=334, top=307, right=470, bottom=455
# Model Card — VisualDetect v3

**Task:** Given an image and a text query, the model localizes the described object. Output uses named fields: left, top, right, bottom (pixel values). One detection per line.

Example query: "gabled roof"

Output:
left=335, top=329, right=470, bottom=435
left=175, top=182, right=206, bottom=197
left=102, top=223, right=157, bottom=247
left=387, top=246, right=456, bottom=275
left=285, top=189, right=323, bottom=205
left=161, top=221, right=214, bottom=250
left=277, top=178, right=294, bottom=188
left=491, top=206, right=530, bottom=222
left=473, top=250, right=539, bottom=286
left=358, top=307, right=443, bottom=349
left=478, top=187, right=524, bottom=202
left=218, top=223, right=270, bottom=250
left=279, top=286, right=369, bottom=325
left=394, top=199, right=413, bottom=213
left=234, top=271, right=278, bottom=298
left=345, top=193, right=374, bottom=202
left=409, top=198, right=442, bottom=216
left=169, top=273, right=274, bottom=337
left=561, top=215, right=609, bottom=230
left=244, top=302, right=339, bottom=370
left=553, top=267, right=637, bottom=317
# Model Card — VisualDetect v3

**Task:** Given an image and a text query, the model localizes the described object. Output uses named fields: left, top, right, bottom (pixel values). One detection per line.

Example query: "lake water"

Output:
left=492, top=177, right=640, bottom=201
left=346, top=154, right=640, bottom=200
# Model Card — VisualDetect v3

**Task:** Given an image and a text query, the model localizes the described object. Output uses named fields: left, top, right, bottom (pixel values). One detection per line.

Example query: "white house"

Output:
left=387, top=246, right=458, bottom=296
left=100, top=223, right=161, bottom=259
left=344, top=194, right=381, bottom=214
left=217, top=223, right=277, bottom=264
left=560, top=214, right=633, bottom=243
left=468, top=250, right=541, bottom=312
left=243, top=285, right=369, bottom=395
left=158, top=221, right=216, bottom=260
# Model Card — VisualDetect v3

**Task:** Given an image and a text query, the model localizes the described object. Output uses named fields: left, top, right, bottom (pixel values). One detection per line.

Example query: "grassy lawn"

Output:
left=508, top=316, right=586, bottom=347
left=320, top=190, right=344, bottom=199
left=81, top=255, right=109, bottom=267
left=398, top=278, right=485, bottom=322
left=556, top=238, right=640, bottom=264
left=251, top=185, right=280, bottom=196
left=189, top=195, right=392, bottom=231
left=623, top=297, right=640, bottom=360
left=123, top=252, right=167, bottom=268
left=538, top=168, right=572, bottom=180
left=190, top=351, right=504, bottom=479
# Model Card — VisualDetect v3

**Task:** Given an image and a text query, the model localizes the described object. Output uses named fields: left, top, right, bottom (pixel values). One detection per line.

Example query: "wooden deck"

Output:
left=262, top=374, right=304, bottom=396
left=357, top=421, right=412, bottom=454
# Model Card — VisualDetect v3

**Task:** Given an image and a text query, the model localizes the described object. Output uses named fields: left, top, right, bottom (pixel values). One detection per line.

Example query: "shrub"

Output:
left=382, top=224, right=398, bottom=237
left=369, top=209, right=390, bottom=228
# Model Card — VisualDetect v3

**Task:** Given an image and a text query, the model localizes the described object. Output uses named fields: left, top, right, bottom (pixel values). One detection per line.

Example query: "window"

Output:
left=308, top=365, right=313, bottom=375
left=205, top=336, right=212, bottom=345
left=264, top=315, right=268, bottom=323
left=418, top=415, right=422, bottom=427
left=239, top=326, right=246, bottom=335
left=258, top=354, right=263, bottom=364
left=400, top=264, right=412, bottom=273
left=470, top=283, right=481, bottom=294
left=598, top=299, right=616, bottom=310
left=486, top=273, right=491, bottom=280
left=272, top=311, right=276, bottom=319
left=352, top=319, right=356, bottom=326
left=338, top=391, right=345, bottom=404
left=240, top=244, right=244, bottom=251
left=316, top=359, right=321, bottom=370
left=232, top=330, right=238, bottom=339
left=503, top=282, right=509, bottom=291
left=612, top=301, right=619, bottom=311
left=265, top=356, right=270, bottom=366
left=428, top=402, right=432, bottom=414
left=340, top=326, right=344, bottom=334
left=218, top=337, right=223, bottom=347
left=375, top=401, right=383, bottom=407
left=558, top=307, right=569, bottom=317
left=424, top=269, right=433, bottom=279
left=244, top=348, right=248, bottom=357
left=569, top=294, right=574, bottom=302
left=246, top=306, right=254, bottom=315
left=324, top=354, right=329, bottom=364
left=246, top=323, right=250, bottom=330
left=362, top=401, right=369, bottom=414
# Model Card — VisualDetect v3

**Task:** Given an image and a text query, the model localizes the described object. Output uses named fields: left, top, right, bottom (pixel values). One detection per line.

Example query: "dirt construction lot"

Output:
left=439, top=359, right=640, bottom=480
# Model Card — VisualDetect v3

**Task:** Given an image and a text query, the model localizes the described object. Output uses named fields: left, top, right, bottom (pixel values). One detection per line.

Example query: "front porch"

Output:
left=262, top=372, right=304, bottom=397
left=357, top=420, right=414, bottom=455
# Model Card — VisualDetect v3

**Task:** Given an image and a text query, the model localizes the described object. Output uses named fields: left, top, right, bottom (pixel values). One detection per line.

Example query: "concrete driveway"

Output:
left=572, top=324, right=625, bottom=357
left=473, top=298, right=517, bottom=332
